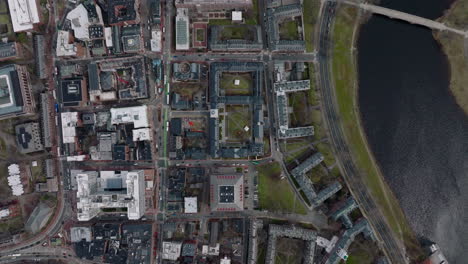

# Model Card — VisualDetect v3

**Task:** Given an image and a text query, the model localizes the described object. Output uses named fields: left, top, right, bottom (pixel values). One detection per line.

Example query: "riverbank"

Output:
left=330, top=5, right=423, bottom=260
left=435, top=0, right=468, bottom=115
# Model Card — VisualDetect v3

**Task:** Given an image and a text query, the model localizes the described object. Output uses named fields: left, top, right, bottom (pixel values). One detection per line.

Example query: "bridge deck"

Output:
left=342, top=0, right=466, bottom=36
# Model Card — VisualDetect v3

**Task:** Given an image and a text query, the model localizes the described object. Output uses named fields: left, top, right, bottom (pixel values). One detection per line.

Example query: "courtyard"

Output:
left=220, top=72, right=253, bottom=96
left=225, top=105, right=252, bottom=143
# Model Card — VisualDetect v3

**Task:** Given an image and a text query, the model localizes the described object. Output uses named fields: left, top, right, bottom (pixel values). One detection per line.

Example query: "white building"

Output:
left=232, top=11, right=242, bottom=22
left=7, top=163, right=24, bottom=196
left=184, top=197, right=197, bottom=213
left=150, top=30, right=162, bottom=52
left=0, top=209, right=10, bottom=220
left=132, top=128, right=151, bottom=141
left=220, top=256, right=231, bottom=264
left=162, top=241, right=182, bottom=261
left=104, top=27, right=113, bottom=47
left=175, top=8, right=189, bottom=50
left=61, top=112, right=79, bottom=144
left=75, top=170, right=146, bottom=221
left=56, top=30, right=77, bottom=57
left=66, top=4, right=91, bottom=40
left=110, top=105, right=149, bottom=128
left=66, top=3, right=104, bottom=41
left=8, top=0, right=40, bottom=32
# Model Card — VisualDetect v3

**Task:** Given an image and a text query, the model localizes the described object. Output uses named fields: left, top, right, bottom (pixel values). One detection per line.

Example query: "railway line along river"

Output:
left=357, top=0, right=468, bottom=262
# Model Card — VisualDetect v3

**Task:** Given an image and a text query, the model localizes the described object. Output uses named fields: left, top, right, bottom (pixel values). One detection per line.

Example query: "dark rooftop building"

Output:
left=150, top=0, right=161, bottom=22
left=0, top=42, right=19, bottom=61
left=171, top=93, right=191, bottom=110
left=121, top=25, right=142, bottom=53
left=208, top=62, right=265, bottom=159
left=89, top=25, right=104, bottom=39
left=175, top=0, right=253, bottom=12
left=182, top=242, right=196, bottom=257
left=170, top=118, right=183, bottom=136
left=325, top=219, right=374, bottom=264
left=266, top=4, right=305, bottom=51
left=88, top=57, right=148, bottom=102
left=60, top=78, right=86, bottom=106
left=34, top=35, right=47, bottom=79
left=330, top=197, right=358, bottom=229
left=210, top=174, right=244, bottom=212
left=209, top=221, right=219, bottom=246
left=15, top=122, right=44, bottom=154
left=0, top=65, right=35, bottom=120
left=209, top=25, right=263, bottom=52
left=88, top=63, right=99, bottom=92
left=113, top=145, right=127, bottom=160
left=122, top=224, right=152, bottom=264
left=107, top=0, right=138, bottom=25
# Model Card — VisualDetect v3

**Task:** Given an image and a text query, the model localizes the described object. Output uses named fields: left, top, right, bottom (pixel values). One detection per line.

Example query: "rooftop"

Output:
left=15, top=122, right=44, bottom=154
left=66, top=4, right=91, bottom=40
left=162, top=241, right=182, bottom=261
left=0, top=42, right=18, bottom=60
left=210, top=174, right=244, bottom=212
left=75, top=170, right=146, bottom=221
left=175, top=8, right=189, bottom=50
left=184, top=197, right=197, bottom=213
left=7, top=0, right=40, bottom=32
left=110, top=105, right=149, bottom=128
left=107, top=0, right=138, bottom=25
left=0, top=64, right=34, bottom=119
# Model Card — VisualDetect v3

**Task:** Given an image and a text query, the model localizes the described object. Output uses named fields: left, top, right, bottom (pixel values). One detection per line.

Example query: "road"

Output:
left=0, top=0, right=70, bottom=256
left=317, top=1, right=408, bottom=263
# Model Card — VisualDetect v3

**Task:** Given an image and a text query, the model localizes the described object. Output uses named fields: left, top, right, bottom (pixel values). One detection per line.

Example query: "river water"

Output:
left=357, top=0, right=468, bottom=262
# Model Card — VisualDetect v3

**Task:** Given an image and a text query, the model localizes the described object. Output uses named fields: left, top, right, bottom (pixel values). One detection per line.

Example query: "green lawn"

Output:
left=303, top=0, right=321, bottom=52
left=0, top=14, right=10, bottom=25
left=439, top=0, right=468, bottom=29
left=279, top=20, right=299, bottom=40
left=208, top=19, right=232, bottom=26
left=315, top=142, right=335, bottom=165
left=434, top=0, right=468, bottom=115
left=331, top=6, right=422, bottom=258
left=31, top=161, right=46, bottom=183
left=346, top=253, right=373, bottom=264
left=196, top=28, right=205, bottom=42
left=220, top=26, right=251, bottom=40
left=263, top=136, right=270, bottom=155
left=289, top=92, right=313, bottom=127
left=225, top=105, right=251, bottom=142
left=257, top=162, right=307, bottom=214
left=307, top=65, right=320, bottom=107
left=0, top=0, right=8, bottom=12
left=245, top=0, right=258, bottom=25
left=220, top=73, right=253, bottom=95
left=284, top=147, right=309, bottom=164
left=0, top=137, right=7, bottom=158
left=281, top=139, right=311, bottom=164
left=0, top=216, right=24, bottom=234
left=284, top=140, right=308, bottom=152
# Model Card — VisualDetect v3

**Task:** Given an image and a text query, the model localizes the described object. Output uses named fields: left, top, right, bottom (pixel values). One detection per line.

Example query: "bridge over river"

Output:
left=340, top=0, right=467, bottom=37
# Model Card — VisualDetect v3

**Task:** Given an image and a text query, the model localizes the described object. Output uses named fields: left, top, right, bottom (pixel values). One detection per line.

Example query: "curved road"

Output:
left=0, top=0, right=67, bottom=256
left=317, top=1, right=408, bottom=263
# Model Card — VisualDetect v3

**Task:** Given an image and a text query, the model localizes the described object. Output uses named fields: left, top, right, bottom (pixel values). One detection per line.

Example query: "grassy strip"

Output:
left=331, top=6, right=422, bottom=259
left=284, top=148, right=308, bottom=164
left=245, top=0, right=258, bottom=25
left=315, top=142, right=335, bottom=165
left=257, top=162, right=307, bottom=214
left=208, top=19, right=232, bottom=26
left=434, top=0, right=468, bottom=115
left=303, top=0, right=321, bottom=52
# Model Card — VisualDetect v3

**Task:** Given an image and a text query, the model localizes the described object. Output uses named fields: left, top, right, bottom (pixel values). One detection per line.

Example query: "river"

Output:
left=357, top=0, right=468, bottom=262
